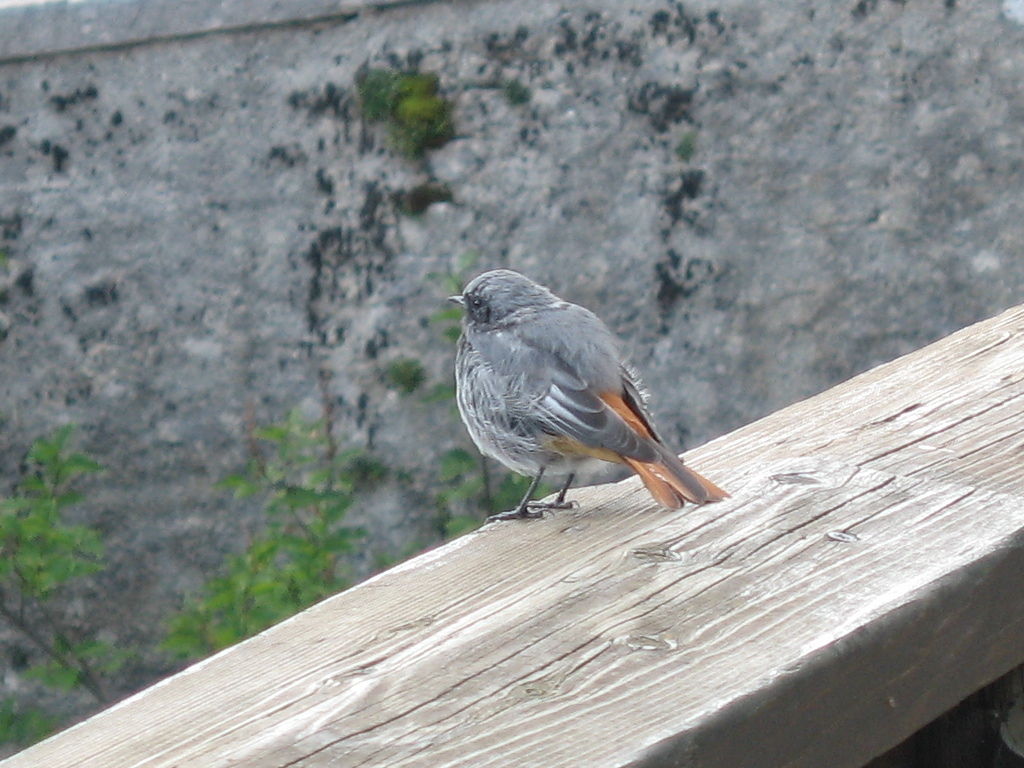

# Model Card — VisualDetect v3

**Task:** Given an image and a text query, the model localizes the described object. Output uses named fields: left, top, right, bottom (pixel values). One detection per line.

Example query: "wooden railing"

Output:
left=5, top=304, right=1024, bottom=768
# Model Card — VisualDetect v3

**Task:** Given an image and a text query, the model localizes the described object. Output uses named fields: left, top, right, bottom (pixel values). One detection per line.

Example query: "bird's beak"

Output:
left=448, top=295, right=465, bottom=306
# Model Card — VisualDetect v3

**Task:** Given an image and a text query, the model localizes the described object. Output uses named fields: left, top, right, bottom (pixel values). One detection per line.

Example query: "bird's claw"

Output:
left=531, top=498, right=578, bottom=511
left=486, top=498, right=578, bottom=522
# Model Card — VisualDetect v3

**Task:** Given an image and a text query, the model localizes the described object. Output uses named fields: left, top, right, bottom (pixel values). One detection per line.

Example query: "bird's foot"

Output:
left=486, top=507, right=545, bottom=522
left=530, top=498, right=579, bottom=511
left=486, top=498, right=578, bottom=522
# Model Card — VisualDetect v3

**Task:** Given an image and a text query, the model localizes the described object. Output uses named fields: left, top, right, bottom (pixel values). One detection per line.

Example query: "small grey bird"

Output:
left=450, top=269, right=727, bottom=520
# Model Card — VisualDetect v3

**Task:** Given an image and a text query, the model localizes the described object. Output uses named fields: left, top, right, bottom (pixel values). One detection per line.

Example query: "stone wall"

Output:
left=2, top=0, right=1023, bottom=733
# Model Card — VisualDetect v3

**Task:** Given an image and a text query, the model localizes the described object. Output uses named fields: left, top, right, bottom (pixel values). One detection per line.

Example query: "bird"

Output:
left=449, top=268, right=727, bottom=520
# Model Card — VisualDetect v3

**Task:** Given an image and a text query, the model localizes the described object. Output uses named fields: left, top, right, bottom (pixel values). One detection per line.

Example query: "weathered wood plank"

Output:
left=5, top=305, right=1024, bottom=768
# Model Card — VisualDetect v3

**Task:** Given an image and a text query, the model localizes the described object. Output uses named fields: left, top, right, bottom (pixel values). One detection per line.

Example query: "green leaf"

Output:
left=25, top=660, right=81, bottom=691
left=27, top=425, right=74, bottom=465
left=216, top=473, right=261, bottom=499
left=254, top=424, right=290, bottom=443
left=0, top=698, right=57, bottom=747
left=339, top=453, right=387, bottom=491
left=439, top=448, right=476, bottom=481
left=357, top=68, right=401, bottom=122
left=53, top=490, right=84, bottom=509
left=61, top=453, right=103, bottom=476
left=503, top=79, right=531, bottom=105
left=166, top=408, right=367, bottom=660
left=0, top=497, right=31, bottom=516
left=18, top=475, right=48, bottom=496
left=492, top=473, right=548, bottom=512
left=278, top=486, right=326, bottom=509
left=386, top=358, right=426, bottom=394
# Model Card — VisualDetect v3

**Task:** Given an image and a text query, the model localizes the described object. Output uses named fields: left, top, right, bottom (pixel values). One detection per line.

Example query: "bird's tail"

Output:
left=623, top=449, right=728, bottom=508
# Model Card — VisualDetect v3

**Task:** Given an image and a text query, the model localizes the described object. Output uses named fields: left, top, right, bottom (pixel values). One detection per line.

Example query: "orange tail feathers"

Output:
left=596, top=389, right=729, bottom=508
left=624, top=457, right=729, bottom=509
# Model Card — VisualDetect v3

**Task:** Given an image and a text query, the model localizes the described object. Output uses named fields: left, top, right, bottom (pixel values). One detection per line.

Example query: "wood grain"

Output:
left=5, top=304, right=1024, bottom=768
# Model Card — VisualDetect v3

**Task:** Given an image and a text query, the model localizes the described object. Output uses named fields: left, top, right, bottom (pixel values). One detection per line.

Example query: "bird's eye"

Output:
left=468, top=295, right=490, bottom=323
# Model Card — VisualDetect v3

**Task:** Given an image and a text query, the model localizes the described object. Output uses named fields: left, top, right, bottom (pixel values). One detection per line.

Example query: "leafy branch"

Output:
left=0, top=426, right=123, bottom=746
left=163, top=410, right=372, bottom=660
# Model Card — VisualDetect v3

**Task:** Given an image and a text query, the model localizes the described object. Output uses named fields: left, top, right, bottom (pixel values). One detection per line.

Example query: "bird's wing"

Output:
left=467, top=311, right=661, bottom=462
left=539, top=366, right=661, bottom=462
left=619, top=363, right=665, bottom=443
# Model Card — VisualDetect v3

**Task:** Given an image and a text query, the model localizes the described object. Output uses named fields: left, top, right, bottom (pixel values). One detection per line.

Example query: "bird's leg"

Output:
left=552, top=473, right=575, bottom=506
left=487, top=468, right=547, bottom=522
left=525, top=473, right=577, bottom=511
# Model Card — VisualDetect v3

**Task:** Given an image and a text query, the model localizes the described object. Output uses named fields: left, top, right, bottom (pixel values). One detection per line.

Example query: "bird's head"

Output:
left=449, top=269, right=559, bottom=328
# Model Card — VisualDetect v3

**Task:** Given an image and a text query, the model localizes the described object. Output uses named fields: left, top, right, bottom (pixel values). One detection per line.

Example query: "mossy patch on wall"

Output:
left=356, top=68, right=454, bottom=159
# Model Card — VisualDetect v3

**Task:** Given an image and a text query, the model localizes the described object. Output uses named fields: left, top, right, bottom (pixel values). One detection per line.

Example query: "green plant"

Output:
left=357, top=68, right=454, bottom=159
left=163, top=411, right=367, bottom=659
left=342, top=452, right=388, bottom=492
left=0, top=698, right=56, bottom=747
left=435, top=448, right=548, bottom=537
left=386, top=358, right=427, bottom=394
left=0, top=426, right=124, bottom=746
left=503, top=79, right=531, bottom=105
left=358, top=68, right=402, bottom=122
left=675, top=130, right=697, bottom=162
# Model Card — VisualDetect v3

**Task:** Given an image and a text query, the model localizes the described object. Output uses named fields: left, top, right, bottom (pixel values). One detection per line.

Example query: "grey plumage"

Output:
left=451, top=269, right=727, bottom=518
